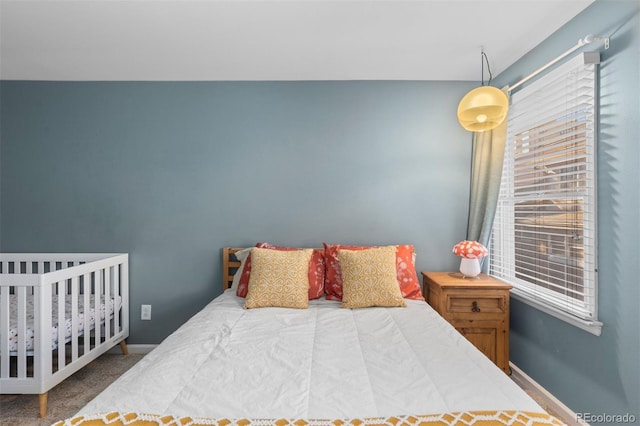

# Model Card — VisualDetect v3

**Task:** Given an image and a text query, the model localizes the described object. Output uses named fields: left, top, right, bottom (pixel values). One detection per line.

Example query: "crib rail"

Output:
left=0, top=253, right=124, bottom=280
left=0, top=253, right=129, bottom=395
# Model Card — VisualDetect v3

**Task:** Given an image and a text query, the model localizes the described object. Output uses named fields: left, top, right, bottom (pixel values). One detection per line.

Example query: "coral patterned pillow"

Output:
left=323, top=243, right=423, bottom=301
left=338, top=246, right=406, bottom=309
left=244, top=248, right=313, bottom=309
left=236, top=243, right=325, bottom=299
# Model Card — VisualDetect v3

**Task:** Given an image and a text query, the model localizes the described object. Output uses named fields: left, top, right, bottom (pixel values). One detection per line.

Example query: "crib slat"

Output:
left=83, top=273, right=91, bottom=353
left=113, top=265, right=120, bottom=335
left=104, top=267, right=111, bottom=340
left=71, top=276, right=79, bottom=361
left=17, top=286, right=28, bottom=378
left=57, top=280, right=66, bottom=370
left=28, top=263, right=36, bottom=298
left=0, top=286, right=10, bottom=378
left=94, top=270, right=102, bottom=345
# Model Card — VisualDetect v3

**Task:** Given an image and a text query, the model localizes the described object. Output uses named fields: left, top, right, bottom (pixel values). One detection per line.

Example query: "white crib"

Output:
left=0, top=253, right=129, bottom=417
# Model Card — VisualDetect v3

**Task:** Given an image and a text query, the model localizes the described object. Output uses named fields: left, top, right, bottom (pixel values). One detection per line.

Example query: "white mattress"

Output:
left=78, top=291, right=541, bottom=419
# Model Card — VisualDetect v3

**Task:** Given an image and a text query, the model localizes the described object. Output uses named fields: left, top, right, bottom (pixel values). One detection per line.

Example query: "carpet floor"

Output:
left=0, top=354, right=143, bottom=426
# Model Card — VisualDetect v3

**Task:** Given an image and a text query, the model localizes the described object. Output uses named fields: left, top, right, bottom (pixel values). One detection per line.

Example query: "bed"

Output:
left=54, top=245, right=561, bottom=426
left=0, top=253, right=129, bottom=418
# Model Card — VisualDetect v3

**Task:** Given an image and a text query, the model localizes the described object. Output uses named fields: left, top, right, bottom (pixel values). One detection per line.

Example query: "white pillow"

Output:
left=230, top=248, right=252, bottom=291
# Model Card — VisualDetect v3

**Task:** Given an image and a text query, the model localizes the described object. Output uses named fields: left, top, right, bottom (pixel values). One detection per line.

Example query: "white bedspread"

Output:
left=78, top=291, right=541, bottom=419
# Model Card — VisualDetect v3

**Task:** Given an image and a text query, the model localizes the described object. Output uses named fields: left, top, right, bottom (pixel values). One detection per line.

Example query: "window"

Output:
left=490, top=52, right=602, bottom=335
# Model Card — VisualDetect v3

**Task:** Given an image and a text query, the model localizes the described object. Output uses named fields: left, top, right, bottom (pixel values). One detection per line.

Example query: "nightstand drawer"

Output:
left=446, top=295, right=507, bottom=314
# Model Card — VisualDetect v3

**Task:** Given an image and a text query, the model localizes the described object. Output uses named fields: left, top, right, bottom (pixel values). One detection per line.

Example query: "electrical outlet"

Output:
left=141, top=304, right=152, bottom=320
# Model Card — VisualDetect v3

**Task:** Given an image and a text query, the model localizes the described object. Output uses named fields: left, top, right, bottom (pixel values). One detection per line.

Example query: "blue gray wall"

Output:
left=0, top=80, right=474, bottom=343
left=492, top=1, right=639, bottom=421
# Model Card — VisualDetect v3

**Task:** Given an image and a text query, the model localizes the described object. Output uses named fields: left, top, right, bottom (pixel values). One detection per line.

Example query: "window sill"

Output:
left=510, top=290, right=603, bottom=336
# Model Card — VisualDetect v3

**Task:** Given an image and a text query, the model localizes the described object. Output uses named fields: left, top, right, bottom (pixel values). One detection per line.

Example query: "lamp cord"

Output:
left=481, top=51, right=493, bottom=86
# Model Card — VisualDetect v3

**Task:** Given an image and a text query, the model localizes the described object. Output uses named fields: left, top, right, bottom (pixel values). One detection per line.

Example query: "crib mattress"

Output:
left=4, top=294, right=121, bottom=353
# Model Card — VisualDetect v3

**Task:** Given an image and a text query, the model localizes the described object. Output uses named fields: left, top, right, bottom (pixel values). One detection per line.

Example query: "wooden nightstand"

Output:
left=422, top=271, right=512, bottom=374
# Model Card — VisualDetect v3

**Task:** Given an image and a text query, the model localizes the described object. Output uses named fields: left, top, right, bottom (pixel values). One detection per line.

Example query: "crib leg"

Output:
left=119, top=340, right=129, bottom=355
left=39, top=392, right=48, bottom=418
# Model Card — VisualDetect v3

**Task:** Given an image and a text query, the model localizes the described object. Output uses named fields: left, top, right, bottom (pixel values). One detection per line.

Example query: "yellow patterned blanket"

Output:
left=52, top=411, right=566, bottom=426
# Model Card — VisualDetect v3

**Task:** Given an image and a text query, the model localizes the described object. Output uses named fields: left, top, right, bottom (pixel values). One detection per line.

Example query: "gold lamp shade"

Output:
left=457, top=86, right=509, bottom=132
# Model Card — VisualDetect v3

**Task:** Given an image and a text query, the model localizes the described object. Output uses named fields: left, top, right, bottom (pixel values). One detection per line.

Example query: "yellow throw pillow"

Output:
left=338, top=246, right=406, bottom=309
left=244, top=247, right=313, bottom=309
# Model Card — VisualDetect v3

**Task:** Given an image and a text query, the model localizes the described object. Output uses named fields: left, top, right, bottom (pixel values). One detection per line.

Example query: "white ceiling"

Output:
left=0, top=0, right=594, bottom=81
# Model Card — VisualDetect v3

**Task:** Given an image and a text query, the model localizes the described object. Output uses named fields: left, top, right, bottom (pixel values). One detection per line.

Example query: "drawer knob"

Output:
left=472, top=301, right=481, bottom=312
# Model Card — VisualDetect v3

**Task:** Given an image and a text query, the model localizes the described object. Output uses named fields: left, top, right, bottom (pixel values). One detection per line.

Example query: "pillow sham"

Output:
left=244, top=248, right=313, bottom=309
left=338, top=246, right=406, bottom=309
left=323, top=243, right=423, bottom=301
left=236, top=242, right=325, bottom=299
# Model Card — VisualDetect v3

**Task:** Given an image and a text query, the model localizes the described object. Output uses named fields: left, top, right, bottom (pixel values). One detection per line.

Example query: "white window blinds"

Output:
left=491, top=52, right=601, bottom=335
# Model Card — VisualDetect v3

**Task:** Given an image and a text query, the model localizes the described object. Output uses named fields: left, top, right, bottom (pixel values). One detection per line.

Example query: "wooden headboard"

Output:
left=222, top=247, right=246, bottom=291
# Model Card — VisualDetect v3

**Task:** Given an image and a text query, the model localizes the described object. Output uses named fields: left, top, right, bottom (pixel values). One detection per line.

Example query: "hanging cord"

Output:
left=481, top=51, right=493, bottom=86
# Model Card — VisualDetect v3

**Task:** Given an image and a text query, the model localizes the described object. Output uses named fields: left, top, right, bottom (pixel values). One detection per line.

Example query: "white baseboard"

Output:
left=107, top=343, right=158, bottom=355
left=510, top=362, right=588, bottom=426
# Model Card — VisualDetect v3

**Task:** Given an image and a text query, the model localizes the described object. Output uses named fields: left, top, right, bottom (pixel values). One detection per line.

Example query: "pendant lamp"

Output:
left=457, top=51, right=508, bottom=132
